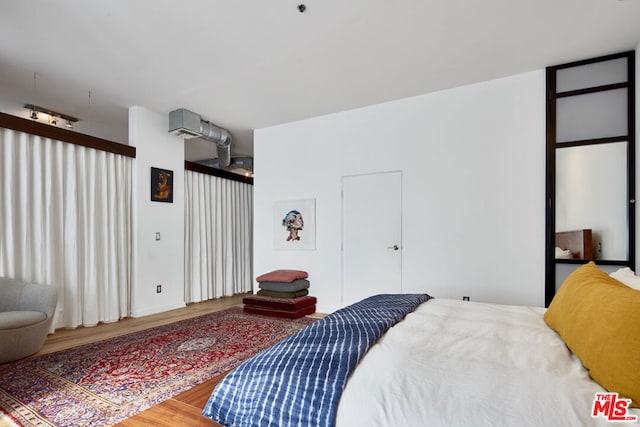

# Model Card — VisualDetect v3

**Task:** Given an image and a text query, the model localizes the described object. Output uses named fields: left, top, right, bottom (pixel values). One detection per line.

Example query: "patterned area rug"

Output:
left=0, top=307, right=314, bottom=427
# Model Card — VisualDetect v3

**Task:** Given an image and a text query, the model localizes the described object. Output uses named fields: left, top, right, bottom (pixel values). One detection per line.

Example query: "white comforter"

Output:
left=335, top=298, right=640, bottom=427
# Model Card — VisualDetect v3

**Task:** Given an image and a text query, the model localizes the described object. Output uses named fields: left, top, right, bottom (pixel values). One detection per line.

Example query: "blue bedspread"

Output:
left=202, top=293, right=431, bottom=427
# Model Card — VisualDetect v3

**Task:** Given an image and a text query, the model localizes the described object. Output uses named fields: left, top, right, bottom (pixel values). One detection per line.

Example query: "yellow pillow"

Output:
left=544, top=261, right=640, bottom=407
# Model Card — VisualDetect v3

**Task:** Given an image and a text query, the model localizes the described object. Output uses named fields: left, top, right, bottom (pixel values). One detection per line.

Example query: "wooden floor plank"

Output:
left=173, top=374, right=226, bottom=408
left=114, top=366, right=228, bottom=426
left=116, top=398, right=219, bottom=427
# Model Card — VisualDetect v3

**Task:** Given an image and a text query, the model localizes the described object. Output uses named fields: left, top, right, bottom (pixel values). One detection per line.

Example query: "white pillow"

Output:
left=555, top=246, right=572, bottom=259
left=609, top=267, right=640, bottom=290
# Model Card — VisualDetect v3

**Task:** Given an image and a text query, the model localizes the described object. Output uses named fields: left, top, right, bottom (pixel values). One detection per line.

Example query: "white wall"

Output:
left=254, top=71, right=546, bottom=313
left=129, top=106, right=186, bottom=317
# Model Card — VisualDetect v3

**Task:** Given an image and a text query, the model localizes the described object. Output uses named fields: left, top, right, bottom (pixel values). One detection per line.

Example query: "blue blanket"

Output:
left=202, top=293, right=431, bottom=427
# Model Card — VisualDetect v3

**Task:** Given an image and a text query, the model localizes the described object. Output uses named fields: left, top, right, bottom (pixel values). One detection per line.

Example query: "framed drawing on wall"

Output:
left=273, top=199, right=316, bottom=250
left=151, top=167, right=173, bottom=203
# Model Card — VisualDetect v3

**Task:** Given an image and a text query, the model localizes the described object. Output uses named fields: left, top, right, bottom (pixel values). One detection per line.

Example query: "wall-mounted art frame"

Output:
left=151, top=167, right=173, bottom=203
left=273, top=198, right=316, bottom=250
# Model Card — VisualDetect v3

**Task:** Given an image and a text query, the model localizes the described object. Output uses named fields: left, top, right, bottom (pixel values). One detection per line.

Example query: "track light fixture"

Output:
left=24, top=104, right=79, bottom=127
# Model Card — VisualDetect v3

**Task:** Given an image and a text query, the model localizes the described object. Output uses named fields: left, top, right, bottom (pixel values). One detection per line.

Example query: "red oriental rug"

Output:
left=0, top=307, right=314, bottom=427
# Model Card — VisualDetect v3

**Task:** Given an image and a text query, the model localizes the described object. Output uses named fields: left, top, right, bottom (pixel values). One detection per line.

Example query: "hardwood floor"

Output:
left=116, top=374, right=225, bottom=426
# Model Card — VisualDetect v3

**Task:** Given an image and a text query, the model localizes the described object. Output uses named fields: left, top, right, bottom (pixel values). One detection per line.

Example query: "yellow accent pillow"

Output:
left=544, top=261, right=640, bottom=407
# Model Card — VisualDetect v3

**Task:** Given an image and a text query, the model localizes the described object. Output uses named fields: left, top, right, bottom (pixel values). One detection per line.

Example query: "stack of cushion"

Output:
left=257, top=271, right=310, bottom=299
left=243, top=269, right=316, bottom=319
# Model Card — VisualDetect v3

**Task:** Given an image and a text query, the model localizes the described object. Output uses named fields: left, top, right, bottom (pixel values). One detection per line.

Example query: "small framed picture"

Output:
left=151, top=167, right=173, bottom=203
left=273, top=199, right=316, bottom=250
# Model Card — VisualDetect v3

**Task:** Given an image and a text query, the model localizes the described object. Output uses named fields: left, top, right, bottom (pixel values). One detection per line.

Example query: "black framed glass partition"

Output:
left=545, top=51, right=636, bottom=307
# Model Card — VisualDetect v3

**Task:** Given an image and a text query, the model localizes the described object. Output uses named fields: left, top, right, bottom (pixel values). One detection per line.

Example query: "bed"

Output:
left=203, top=263, right=640, bottom=426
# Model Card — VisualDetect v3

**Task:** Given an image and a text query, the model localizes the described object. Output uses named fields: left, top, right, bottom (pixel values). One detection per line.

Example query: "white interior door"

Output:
left=342, top=171, right=402, bottom=307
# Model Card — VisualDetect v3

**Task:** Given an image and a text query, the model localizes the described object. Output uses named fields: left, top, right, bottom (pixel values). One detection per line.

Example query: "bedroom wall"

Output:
left=129, top=106, right=186, bottom=317
left=254, top=70, right=546, bottom=313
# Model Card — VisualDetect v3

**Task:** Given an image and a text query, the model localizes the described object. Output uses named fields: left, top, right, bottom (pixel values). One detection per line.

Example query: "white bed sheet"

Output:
left=335, top=298, right=640, bottom=427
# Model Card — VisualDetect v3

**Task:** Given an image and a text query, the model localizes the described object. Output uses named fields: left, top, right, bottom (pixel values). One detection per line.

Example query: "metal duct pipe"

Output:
left=169, top=108, right=232, bottom=167
left=197, top=156, right=253, bottom=172
left=199, top=121, right=232, bottom=167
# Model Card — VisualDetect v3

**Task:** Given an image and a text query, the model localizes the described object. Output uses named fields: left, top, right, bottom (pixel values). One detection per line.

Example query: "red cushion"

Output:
left=243, top=295, right=317, bottom=311
left=243, top=304, right=316, bottom=319
left=256, top=269, right=308, bottom=283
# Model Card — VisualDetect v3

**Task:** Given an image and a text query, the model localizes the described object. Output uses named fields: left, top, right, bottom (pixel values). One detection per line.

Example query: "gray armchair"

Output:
left=0, top=277, right=57, bottom=363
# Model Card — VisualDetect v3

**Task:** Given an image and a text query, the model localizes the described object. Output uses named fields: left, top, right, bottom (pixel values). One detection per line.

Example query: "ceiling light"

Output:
left=24, top=104, right=79, bottom=127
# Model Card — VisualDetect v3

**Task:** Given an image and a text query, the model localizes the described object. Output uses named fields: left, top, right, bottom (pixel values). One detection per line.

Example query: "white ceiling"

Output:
left=1, top=1, right=640, bottom=161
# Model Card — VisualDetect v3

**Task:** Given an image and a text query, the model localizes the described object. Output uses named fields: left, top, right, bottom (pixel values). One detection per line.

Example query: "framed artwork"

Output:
left=273, top=199, right=316, bottom=250
left=151, top=167, right=173, bottom=203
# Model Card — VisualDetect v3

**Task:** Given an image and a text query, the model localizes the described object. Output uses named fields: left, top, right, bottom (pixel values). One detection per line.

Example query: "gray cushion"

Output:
left=0, top=311, right=47, bottom=330
left=257, top=289, right=309, bottom=298
left=258, top=279, right=310, bottom=292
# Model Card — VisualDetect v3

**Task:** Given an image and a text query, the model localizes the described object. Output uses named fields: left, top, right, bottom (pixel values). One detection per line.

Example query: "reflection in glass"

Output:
left=556, top=142, right=627, bottom=260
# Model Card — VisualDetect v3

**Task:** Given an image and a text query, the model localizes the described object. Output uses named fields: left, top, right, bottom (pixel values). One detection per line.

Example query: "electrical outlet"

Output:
left=463, top=296, right=470, bottom=301
left=156, top=284, right=162, bottom=293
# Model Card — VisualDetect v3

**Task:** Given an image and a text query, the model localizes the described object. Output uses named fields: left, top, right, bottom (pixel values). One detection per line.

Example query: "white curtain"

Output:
left=0, top=128, right=132, bottom=329
left=184, top=170, right=253, bottom=303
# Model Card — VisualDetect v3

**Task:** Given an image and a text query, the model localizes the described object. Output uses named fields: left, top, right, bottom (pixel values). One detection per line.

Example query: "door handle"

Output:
left=387, top=245, right=399, bottom=251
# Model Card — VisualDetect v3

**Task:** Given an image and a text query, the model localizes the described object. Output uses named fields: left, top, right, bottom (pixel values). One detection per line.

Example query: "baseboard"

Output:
left=129, top=301, right=187, bottom=318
